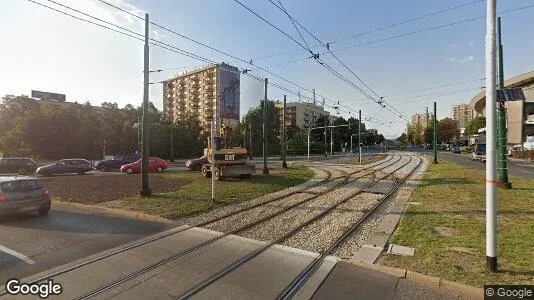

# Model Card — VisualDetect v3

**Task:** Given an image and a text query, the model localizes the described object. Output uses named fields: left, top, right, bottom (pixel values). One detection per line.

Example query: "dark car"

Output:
left=0, top=176, right=51, bottom=217
left=94, top=154, right=141, bottom=172
left=0, top=158, right=37, bottom=175
left=36, top=159, right=92, bottom=176
left=185, top=156, right=208, bottom=171
left=451, top=146, right=461, bottom=154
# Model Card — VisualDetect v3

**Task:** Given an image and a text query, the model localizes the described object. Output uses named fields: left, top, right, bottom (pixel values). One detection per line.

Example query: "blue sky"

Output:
left=1, top=0, right=533, bottom=137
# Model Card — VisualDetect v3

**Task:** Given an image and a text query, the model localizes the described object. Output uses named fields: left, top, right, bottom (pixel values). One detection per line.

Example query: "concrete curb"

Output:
left=52, top=200, right=176, bottom=224
left=344, top=260, right=484, bottom=299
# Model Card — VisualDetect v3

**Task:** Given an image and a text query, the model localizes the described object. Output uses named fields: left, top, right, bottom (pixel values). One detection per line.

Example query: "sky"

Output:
left=1, top=0, right=533, bottom=138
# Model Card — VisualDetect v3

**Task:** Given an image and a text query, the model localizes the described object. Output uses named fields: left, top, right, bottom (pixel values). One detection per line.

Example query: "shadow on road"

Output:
left=0, top=209, right=170, bottom=234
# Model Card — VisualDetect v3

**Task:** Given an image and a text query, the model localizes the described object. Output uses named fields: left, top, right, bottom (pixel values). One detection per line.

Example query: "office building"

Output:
left=275, top=101, right=330, bottom=130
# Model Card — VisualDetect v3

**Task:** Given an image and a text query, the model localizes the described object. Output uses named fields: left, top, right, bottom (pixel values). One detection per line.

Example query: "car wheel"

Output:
left=202, top=165, right=211, bottom=178
left=38, top=206, right=50, bottom=216
left=99, top=167, right=108, bottom=172
left=156, top=167, right=163, bottom=173
left=215, top=168, right=224, bottom=181
left=126, top=168, right=133, bottom=174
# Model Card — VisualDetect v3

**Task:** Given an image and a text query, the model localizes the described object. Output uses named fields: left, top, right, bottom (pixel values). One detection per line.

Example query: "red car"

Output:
left=120, top=157, right=168, bottom=174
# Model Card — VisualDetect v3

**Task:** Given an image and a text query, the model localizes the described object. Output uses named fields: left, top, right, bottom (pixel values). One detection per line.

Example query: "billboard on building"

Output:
left=218, top=65, right=240, bottom=120
left=31, top=90, right=66, bottom=102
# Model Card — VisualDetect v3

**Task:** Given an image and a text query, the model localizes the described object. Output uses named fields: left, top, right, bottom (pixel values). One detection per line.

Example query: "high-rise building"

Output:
left=452, top=103, right=473, bottom=134
left=162, top=63, right=240, bottom=133
left=275, top=101, right=330, bottom=130
left=410, top=113, right=434, bottom=129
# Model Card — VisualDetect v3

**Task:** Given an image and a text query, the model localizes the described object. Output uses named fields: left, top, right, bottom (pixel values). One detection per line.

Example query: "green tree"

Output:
left=468, top=116, right=486, bottom=134
left=438, top=117, right=459, bottom=142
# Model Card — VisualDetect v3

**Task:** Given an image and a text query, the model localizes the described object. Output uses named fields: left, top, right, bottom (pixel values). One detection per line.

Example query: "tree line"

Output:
left=398, top=116, right=486, bottom=146
left=0, top=95, right=385, bottom=160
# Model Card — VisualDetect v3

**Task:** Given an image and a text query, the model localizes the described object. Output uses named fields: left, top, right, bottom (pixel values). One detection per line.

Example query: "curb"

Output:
left=52, top=200, right=176, bottom=224
left=344, top=260, right=483, bottom=299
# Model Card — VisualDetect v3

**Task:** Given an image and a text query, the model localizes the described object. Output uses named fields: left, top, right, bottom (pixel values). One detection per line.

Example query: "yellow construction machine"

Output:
left=201, top=124, right=255, bottom=180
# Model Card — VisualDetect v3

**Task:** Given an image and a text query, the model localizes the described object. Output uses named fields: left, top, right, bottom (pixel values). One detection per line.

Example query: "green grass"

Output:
left=113, top=166, right=313, bottom=220
left=382, top=160, right=534, bottom=287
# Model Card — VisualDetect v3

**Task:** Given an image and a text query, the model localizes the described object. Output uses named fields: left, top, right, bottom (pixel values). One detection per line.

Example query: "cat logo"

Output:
left=224, top=155, right=235, bottom=161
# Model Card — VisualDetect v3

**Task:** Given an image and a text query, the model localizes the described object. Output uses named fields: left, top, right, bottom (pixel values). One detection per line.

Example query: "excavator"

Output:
left=201, top=124, right=255, bottom=181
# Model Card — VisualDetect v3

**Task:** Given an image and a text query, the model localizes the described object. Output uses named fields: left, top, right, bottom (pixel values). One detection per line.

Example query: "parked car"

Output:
left=0, top=176, right=51, bottom=217
left=451, top=145, right=461, bottom=154
left=120, top=157, right=168, bottom=174
left=472, top=143, right=486, bottom=162
left=0, top=157, right=37, bottom=175
left=94, top=154, right=141, bottom=172
left=36, top=159, right=93, bottom=176
left=185, top=156, right=208, bottom=171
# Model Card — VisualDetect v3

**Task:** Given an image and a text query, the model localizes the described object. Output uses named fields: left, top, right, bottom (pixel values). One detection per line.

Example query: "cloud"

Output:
left=95, top=0, right=163, bottom=38
left=445, top=56, right=474, bottom=64
left=459, top=56, right=474, bottom=64
left=449, top=43, right=460, bottom=48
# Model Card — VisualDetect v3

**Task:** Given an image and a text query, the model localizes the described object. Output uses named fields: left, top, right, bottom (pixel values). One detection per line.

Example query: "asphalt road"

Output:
left=0, top=203, right=172, bottom=282
left=426, top=150, right=534, bottom=179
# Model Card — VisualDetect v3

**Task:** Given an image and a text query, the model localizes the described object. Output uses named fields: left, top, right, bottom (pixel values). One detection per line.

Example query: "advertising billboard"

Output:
left=31, top=90, right=66, bottom=102
left=218, top=66, right=240, bottom=120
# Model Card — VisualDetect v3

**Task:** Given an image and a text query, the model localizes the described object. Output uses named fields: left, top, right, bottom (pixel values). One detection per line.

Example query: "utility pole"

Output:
left=211, top=119, right=216, bottom=201
left=358, top=109, right=362, bottom=163
left=433, top=102, right=438, bottom=164
left=282, top=95, right=287, bottom=168
left=324, top=117, right=327, bottom=157
left=139, top=13, right=151, bottom=197
left=497, top=17, right=511, bottom=189
left=312, top=89, right=316, bottom=105
left=169, top=125, right=174, bottom=162
left=330, top=116, right=333, bottom=156
left=262, top=78, right=269, bottom=174
left=249, top=123, right=253, bottom=160
left=485, top=0, right=498, bottom=273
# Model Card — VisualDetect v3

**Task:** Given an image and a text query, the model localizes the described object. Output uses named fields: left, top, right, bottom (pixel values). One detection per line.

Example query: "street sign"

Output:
left=496, top=88, right=525, bottom=102
left=31, top=90, right=66, bottom=102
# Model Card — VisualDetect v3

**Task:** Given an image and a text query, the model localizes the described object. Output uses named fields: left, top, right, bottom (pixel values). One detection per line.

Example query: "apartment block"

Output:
left=452, top=103, right=472, bottom=132
left=162, top=63, right=240, bottom=133
left=275, top=101, right=330, bottom=130
left=410, top=113, right=434, bottom=128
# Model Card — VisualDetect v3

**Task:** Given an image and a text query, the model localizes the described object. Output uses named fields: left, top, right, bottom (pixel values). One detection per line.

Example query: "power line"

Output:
left=254, top=4, right=534, bottom=68
left=254, top=0, right=485, bottom=60
left=384, top=78, right=485, bottom=97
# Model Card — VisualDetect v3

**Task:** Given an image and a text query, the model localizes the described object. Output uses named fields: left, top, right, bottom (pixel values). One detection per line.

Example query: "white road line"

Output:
left=520, top=170, right=534, bottom=174
left=0, top=244, right=35, bottom=264
left=517, top=164, right=534, bottom=168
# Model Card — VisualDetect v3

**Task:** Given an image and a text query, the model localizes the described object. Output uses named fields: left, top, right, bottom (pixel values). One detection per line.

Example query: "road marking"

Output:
left=0, top=244, right=35, bottom=264
left=517, top=164, right=534, bottom=168
left=520, top=170, right=534, bottom=174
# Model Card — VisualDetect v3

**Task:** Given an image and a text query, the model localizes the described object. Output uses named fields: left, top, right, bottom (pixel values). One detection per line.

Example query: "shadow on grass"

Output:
left=419, top=177, right=477, bottom=187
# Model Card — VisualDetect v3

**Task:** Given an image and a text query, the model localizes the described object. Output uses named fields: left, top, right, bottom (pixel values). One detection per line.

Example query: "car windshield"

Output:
left=1, top=180, right=42, bottom=192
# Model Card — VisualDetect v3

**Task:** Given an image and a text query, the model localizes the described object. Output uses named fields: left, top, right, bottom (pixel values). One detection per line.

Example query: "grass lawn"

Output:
left=382, top=160, right=534, bottom=287
left=110, top=166, right=313, bottom=220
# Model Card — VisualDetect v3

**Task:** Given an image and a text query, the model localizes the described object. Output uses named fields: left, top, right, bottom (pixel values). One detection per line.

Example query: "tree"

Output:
left=438, top=117, right=459, bottom=142
left=468, top=116, right=486, bottom=134
left=412, top=122, right=423, bottom=145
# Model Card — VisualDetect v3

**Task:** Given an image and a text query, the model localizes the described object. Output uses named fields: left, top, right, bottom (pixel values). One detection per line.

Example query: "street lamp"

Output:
left=350, top=133, right=356, bottom=154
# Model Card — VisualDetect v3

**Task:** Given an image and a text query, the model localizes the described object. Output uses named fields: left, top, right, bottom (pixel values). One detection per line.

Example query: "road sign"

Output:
left=496, top=88, right=525, bottom=102
left=31, top=90, right=66, bottom=102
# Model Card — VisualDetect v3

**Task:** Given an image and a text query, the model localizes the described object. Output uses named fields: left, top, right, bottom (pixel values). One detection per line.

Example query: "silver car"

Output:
left=0, top=176, right=51, bottom=217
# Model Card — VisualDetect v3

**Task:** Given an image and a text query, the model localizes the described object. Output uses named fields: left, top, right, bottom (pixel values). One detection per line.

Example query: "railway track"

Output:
left=72, top=155, right=403, bottom=299
left=175, top=155, right=421, bottom=299
left=0, top=155, right=395, bottom=298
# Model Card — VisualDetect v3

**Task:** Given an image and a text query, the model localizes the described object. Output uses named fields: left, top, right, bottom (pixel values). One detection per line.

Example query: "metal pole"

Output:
left=282, top=95, right=287, bottom=168
left=249, top=123, right=253, bottom=160
left=358, top=110, right=362, bottom=163
left=350, top=134, right=353, bottom=154
left=485, top=0, right=498, bottom=273
left=330, top=116, right=333, bottom=156
left=307, top=129, right=311, bottom=160
left=263, top=78, right=269, bottom=174
left=170, top=125, right=174, bottom=162
left=497, top=17, right=511, bottom=189
left=211, top=120, right=215, bottom=201
left=433, top=102, right=438, bottom=164
left=324, top=117, right=327, bottom=157
left=139, top=13, right=151, bottom=197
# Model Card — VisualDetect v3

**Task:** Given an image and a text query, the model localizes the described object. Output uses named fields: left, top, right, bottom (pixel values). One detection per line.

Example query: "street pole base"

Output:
left=282, top=162, right=287, bottom=168
left=263, top=168, right=269, bottom=174
left=433, top=159, right=438, bottom=164
left=497, top=181, right=512, bottom=189
left=486, top=256, right=498, bottom=272
left=139, top=188, right=152, bottom=197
